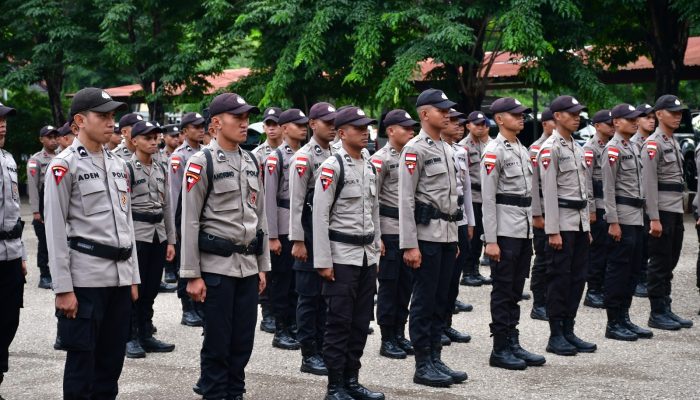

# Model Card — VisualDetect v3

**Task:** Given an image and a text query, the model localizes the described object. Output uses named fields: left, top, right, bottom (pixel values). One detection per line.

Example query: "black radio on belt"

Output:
left=457, top=195, right=464, bottom=207
left=592, top=180, right=604, bottom=199
left=0, top=218, right=24, bottom=241
left=198, top=231, right=261, bottom=257
left=415, top=201, right=463, bottom=224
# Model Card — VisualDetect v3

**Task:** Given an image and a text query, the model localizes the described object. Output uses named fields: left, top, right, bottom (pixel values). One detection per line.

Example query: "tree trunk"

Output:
left=45, top=69, right=65, bottom=126
left=645, top=0, right=689, bottom=97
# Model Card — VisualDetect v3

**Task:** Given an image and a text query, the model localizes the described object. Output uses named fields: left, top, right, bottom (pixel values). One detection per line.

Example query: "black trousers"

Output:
left=174, top=240, right=187, bottom=299
left=269, top=235, right=297, bottom=324
left=134, top=238, right=166, bottom=339
left=61, top=286, right=131, bottom=400
left=587, top=208, right=608, bottom=291
left=605, top=225, right=643, bottom=309
left=465, top=202, right=483, bottom=274
left=322, top=262, right=377, bottom=371
left=32, top=219, right=50, bottom=278
left=409, top=241, right=457, bottom=348
left=376, top=234, right=411, bottom=328
left=200, top=273, right=258, bottom=399
left=647, top=211, right=684, bottom=300
left=295, top=270, right=326, bottom=348
left=530, top=226, right=549, bottom=306
left=639, top=214, right=650, bottom=285
left=490, top=237, right=532, bottom=335
left=447, top=226, right=471, bottom=325
left=696, top=216, right=700, bottom=290
left=545, top=230, right=589, bottom=320
left=0, top=258, right=23, bottom=374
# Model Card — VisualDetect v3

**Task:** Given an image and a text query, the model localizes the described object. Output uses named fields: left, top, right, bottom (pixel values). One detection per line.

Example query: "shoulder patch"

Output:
left=171, top=157, right=182, bottom=172
left=607, top=147, right=620, bottom=165
left=320, top=167, right=334, bottom=191
left=370, top=158, right=383, bottom=172
left=483, top=152, right=497, bottom=175
left=185, top=163, right=203, bottom=192
left=646, top=141, right=657, bottom=160
left=584, top=149, right=594, bottom=168
left=540, top=147, right=552, bottom=169
left=52, top=165, right=68, bottom=185
left=266, top=155, right=278, bottom=175
left=405, top=152, right=417, bottom=174
left=295, top=156, right=309, bottom=177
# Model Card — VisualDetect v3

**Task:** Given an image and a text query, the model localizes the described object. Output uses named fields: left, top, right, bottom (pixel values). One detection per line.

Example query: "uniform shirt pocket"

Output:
left=78, top=180, right=111, bottom=215
left=115, top=178, right=130, bottom=212
left=620, top=159, right=636, bottom=171
left=246, top=176, right=260, bottom=209
left=212, top=178, right=240, bottom=211
left=424, top=162, right=447, bottom=191
left=558, top=161, right=576, bottom=172
left=662, top=151, right=677, bottom=163
left=338, top=184, right=362, bottom=214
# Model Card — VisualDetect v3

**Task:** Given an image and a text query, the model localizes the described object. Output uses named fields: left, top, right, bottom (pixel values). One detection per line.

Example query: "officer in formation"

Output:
left=538, top=95, right=597, bottom=356
left=113, top=113, right=144, bottom=161
left=458, top=111, right=493, bottom=286
left=313, top=106, right=384, bottom=400
left=264, top=108, right=307, bottom=350
left=288, top=102, right=337, bottom=376
left=159, top=124, right=183, bottom=284
left=481, top=97, right=545, bottom=370
left=180, top=93, right=268, bottom=400
left=528, top=107, right=554, bottom=321
left=371, top=110, right=417, bottom=359
left=106, top=122, right=123, bottom=151
left=26, top=125, right=59, bottom=289
left=0, top=101, right=27, bottom=392
left=641, top=95, right=694, bottom=330
left=600, top=104, right=653, bottom=341
left=169, top=111, right=206, bottom=327
left=582, top=110, right=614, bottom=309
left=399, top=89, right=467, bottom=387
left=124, top=121, right=177, bottom=358
left=45, top=88, right=139, bottom=399
left=56, top=121, right=76, bottom=152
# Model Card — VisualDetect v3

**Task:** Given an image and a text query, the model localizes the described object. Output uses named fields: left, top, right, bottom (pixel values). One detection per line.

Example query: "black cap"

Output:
left=118, top=113, right=144, bottom=128
left=549, top=95, right=586, bottom=113
left=541, top=108, right=553, bottom=122
left=654, top=94, right=685, bottom=112
left=309, top=102, right=337, bottom=121
left=278, top=109, right=309, bottom=125
left=70, top=87, right=127, bottom=118
left=489, top=97, right=531, bottom=114
left=57, top=122, right=72, bottom=137
left=334, top=106, right=377, bottom=128
left=0, top=102, right=16, bottom=117
left=636, top=103, right=654, bottom=116
left=416, top=89, right=457, bottom=110
left=383, top=109, right=419, bottom=127
left=466, top=111, right=486, bottom=124
left=180, top=112, right=206, bottom=129
left=163, top=124, right=181, bottom=136
left=208, top=93, right=260, bottom=116
left=262, top=107, right=283, bottom=123
left=592, top=109, right=613, bottom=124
left=113, top=123, right=120, bottom=134
left=39, top=125, right=59, bottom=137
left=611, top=104, right=643, bottom=119
left=447, top=108, right=465, bottom=119
left=458, top=118, right=468, bottom=126
left=131, top=121, right=164, bottom=138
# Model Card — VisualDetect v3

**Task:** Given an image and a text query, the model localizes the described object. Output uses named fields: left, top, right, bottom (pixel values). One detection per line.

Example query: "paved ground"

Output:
left=1, top=203, right=699, bottom=399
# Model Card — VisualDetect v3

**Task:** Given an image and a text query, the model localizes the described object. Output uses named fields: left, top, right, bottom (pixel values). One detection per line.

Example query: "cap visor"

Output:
left=91, top=100, right=128, bottom=113
left=470, top=118, right=486, bottom=124
left=284, top=117, right=309, bottom=125
left=664, top=105, right=685, bottom=112
left=448, top=111, right=465, bottom=118
left=433, top=100, right=458, bottom=110
left=626, top=110, right=644, bottom=119
left=510, top=105, right=531, bottom=114
left=0, top=107, right=16, bottom=117
left=262, top=116, right=279, bottom=123
left=226, top=104, right=260, bottom=115
left=564, top=104, right=586, bottom=113
left=398, top=119, right=420, bottom=127
left=318, top=113, right=337, bottom=122
left=349, top=117, right=378, bottom=126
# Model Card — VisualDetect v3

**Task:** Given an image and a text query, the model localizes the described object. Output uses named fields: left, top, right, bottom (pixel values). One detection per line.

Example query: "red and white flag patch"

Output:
left=540, top=148, right=551, bottom=169
left=266, top=156, right=278, bottom=175
left=370, top=158, right=383, bottom=173
left=608, top=147, right=619, bottom=165
left=28, top=160, right=38, bottom=177
left=530, top=145, right=540, bottom=166
left=185, top=163, right=203, bottom=192
left=584, top=149, right=594, bottom=168
left=320, top=167, right=334, bottom=191
left=405, top=153, right=417, bottom=175
left=52, top=165, right=67, bottom=185
left=646, top=141, right=657, bottom=160
left=483, top=152, right=497, bottom=175
left=295, top=156, right=308, bottom=177
left=170, top=157, right=181, bottom=173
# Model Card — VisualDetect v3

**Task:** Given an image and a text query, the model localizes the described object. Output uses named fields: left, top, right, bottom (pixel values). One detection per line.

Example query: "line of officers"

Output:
left=0, top=85, right=698, bottom=400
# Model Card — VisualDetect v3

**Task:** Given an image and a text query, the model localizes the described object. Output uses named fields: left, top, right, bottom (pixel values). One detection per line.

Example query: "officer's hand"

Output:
left=56, top=292, right=79, bottom=319
left=608, top=223, right=622, bottom=242
left=165, top=245, right=176, bottom=262
left=589, top=212, right=597, bottom=224
left=649, top=219, right=663, bottom=238
left=696, top=217, right=700, bottom=226
left=32, top=212, right=42, bottom=223
left=548, top=233, right=563, bottom=250
left=380, top=240, right=385, bottom=257
left=467, top=226, right=474, bottom=240
left=258, top=272, right=267, bottom=294
left=485, top=243, right=500, bottom=263
left=318, top=268, right=335, bottom=281
left=21, top=260, right=27, bottom=276
left=131, top=284, right=139, bottom=302
left=269, top=239, right=282, bottom=256
left=291, top=241, right=307, bottom=262
left=532, top=216, right=544, bottom=229
left=403, top=248, right=422, bottom=269
left=187, top=278, right=207, bottom=303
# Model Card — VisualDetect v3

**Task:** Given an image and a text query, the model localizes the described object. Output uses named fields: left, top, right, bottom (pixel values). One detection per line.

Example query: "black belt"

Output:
left=329, top=229, right=375, bottom=246
left=277, top=199, right=290, bottom=209
left=615, top=196, right=645, bottom=208
left=198, top=231, right=262, bottom=257
left=0, top=219, right=23, bottom=241
left=557, top=198, right=587, bottom=210
left=457, top=195, right=464, bottom=206
left=471, top=183, right=481, bottom=191
left=379, top=204, right=399, bottom=219
left=415, top=201, right=463, bottom=224
left=496, top=194, right=532, bottom=207
left=68, top=237, right=132, bottom=262
left=592, top=180, right=603, bottom=199
left=132, top=212, right=163, bottom=224
left=658, top=182, right=684, bottom=192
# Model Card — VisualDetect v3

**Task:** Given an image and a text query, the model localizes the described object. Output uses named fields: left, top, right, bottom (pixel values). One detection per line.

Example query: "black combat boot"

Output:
left=140, top=336, right=176, bottom=352
left=634, top=282, right=648, bottom=297
left=379, top=326, right=406, bottom=359
left=180, top=297, right=204, bottom=327
left=454, top=300, right=473, bottom=313
left=430, top=343, right=467, bottom=383
left=344, top=369, right=385, bottom=400
left=508, top=329, right=546, bottom=366
left=126, top=322, right=146, bottom=358
left=563, top=319, right=597, bottom=352
left=605, top=308, right=638, bottom=341
left=443, top=314, right=471, bottom=343
left=395, top=324, right=414, bottom=355
left=546, top=319, right=577, bottom=356
left=648, top=297, right=681, bottom=330
left=272, top=321, right=301, bottom=350
left=584, top=289, right=605, bottom=308
left=259, top=303, right=275, bottom=334
left=440, top=332, right=451, bottom=346
left=665, top=297, right=693, bottom=328
left=412, top=347, right=452, bottom=387
left=38, top=275, right=52, bottom=289
left=324, top=369, right=353, bottom=400
left=489, top=334, right=526, bottom=370
left=300, top=342, right=328, bottom=376
left=530, top=304, right=548, bottom=321
left=621, top=308, right=653, bottom=338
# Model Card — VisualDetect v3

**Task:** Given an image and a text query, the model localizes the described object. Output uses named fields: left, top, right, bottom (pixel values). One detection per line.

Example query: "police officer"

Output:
left=265, top=109, right=308, bottom=350
left=113, top=113, right=144, bottom=161
left=181, top=92, right=268, bottom=400
left=0, top=101, right=27, bottom=390
left=27, top=125, right=59, bottom=289
left=106, top=123, right=122, bottom=151
left=124, top=121, right=177, bottom=358
left=631, top=103, right=656, bottom=298
left=529, top=108, right=554, bottom=321
left=371, top=109, right=417, bottom=359
left=583, top=110, right=614, bottom=309
left=539, top=95, right=596, bottom=356
left=481, top=97, right=545, bottom=370
left=458, top=111, right=493, bottom=286
left=400, top=89, right=466, bottom=387
left=314, top=105, right=384, bottom=400
left=601, top=104, right=654, bottom=341
left=641, top=94, right=693, bottom=330
left=160, top=124, right=182, bottom=284
left=45, top=87, right=139, bottom=399
left=169, top=111, right=206, bottom=327
left=57, top=122, right=76, bottom=152
left=288, top=102, right=337, bottom=376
